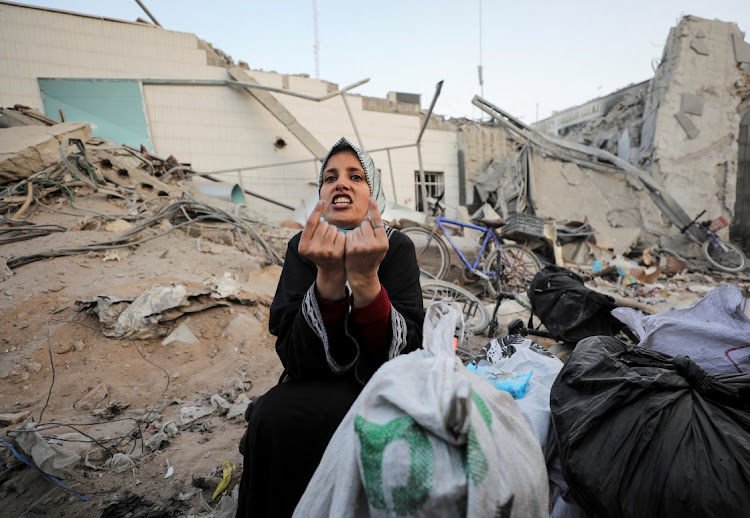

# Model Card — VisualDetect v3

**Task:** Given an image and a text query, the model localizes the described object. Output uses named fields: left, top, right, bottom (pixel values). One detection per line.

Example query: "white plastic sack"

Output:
left=612, top=284, right=750, bottom=374
left=469, top=335, right=563, bottom=452
left=294, top=303, right=548, bottom=518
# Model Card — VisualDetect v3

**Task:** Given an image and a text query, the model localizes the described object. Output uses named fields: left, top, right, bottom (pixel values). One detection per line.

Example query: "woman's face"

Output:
left=320, top=150, right=371, bottom=229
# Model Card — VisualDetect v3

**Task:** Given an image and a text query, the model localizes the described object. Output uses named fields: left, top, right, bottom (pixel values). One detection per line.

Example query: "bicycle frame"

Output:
left=686, top=217, right=729, bottom=252
left=431, top=217, right=509, bottom=280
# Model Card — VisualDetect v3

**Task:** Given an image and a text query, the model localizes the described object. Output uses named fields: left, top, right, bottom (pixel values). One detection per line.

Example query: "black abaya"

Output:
left=235, top=228, right=424, bottom=518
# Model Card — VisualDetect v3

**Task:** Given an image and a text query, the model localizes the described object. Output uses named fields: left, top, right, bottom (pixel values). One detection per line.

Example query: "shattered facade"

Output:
left=537, top=16, right=750, bottom=254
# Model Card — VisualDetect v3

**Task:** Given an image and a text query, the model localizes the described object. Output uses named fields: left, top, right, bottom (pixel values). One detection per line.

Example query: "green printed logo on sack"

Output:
left=354, top=390, right=491, bottom=515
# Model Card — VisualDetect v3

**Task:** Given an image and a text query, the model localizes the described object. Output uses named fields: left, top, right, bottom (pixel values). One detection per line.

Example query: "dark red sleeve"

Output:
left=351, top=285, right=391, bottom=353
left=316, top=295, right=347, bottom=347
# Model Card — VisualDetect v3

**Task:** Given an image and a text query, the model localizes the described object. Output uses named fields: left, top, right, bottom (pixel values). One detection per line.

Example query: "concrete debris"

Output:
left=209, top=272, right=241, bottom=299
left=680, top=93, right=704, bottom=116
left=674, top=112, right=700, bottom=139
left=732, top=32, right=750, bottom=63
left=80, top=274, right=270, bottom=339
left=0, top=410, right=31, bottom=427
left=226, top=394, right=252, bottom=420
left=161, top=321, right=199, bottom=345
left=179, top=394, right=232, bottom=424
left=92, top=284, right=190, bottom=339
left=74, top=381, right=109, bottom=411
left=0, top=105, right=57, bottom=127
left=526, top=16, right=750, bottom=261
left=0, top=122, right=91, bottom=183
left=104, top=453, right=138, bottom=474
left=691, top=38, right=710, bottom=55
left=1, top=258, right=13, bottom=280
left=104, top=219, right=134, bottom=233
left=144, top=422, right=180, bottom=452
left=474, top=155, right=526, bottom=217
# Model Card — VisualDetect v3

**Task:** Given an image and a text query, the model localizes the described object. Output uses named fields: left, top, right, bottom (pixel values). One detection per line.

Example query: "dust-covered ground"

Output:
left=0, top=187, right=296, bottom=517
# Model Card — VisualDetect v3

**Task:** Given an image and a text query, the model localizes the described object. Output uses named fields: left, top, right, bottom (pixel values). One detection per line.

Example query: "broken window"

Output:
left=414, top=171, right=444, bottom=212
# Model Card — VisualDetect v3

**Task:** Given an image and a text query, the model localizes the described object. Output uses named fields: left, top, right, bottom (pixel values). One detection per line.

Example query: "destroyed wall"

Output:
left=638, top=16, right=749, bottom=241
left=533, top=15, right=750, bottom=253
left=536, top=81, right=649, bottom=160
left=455, top=121, right=516, bottom=208
left=0, top=2, right=461, bottom=221
left=528, top=152, right=644, bottom=255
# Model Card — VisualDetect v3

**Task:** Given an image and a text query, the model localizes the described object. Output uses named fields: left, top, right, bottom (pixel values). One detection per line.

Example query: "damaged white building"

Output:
left=0, top=1, right=480, bottom=222
left=1, top=2, right=749, bottom=259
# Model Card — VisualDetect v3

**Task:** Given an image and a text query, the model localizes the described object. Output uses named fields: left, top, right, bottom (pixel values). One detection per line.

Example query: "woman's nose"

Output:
left=334, top=177, right=350, bottom=190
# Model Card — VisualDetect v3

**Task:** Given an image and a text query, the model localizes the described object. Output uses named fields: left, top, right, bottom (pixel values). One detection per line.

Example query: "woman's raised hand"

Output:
left=299, top=200, right=347, bottom=301
left=345, top=198, right=389, bottom=306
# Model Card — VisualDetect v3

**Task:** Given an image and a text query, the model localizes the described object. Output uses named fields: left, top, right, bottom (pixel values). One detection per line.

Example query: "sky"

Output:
left=16, top=1, right=750, bottom=122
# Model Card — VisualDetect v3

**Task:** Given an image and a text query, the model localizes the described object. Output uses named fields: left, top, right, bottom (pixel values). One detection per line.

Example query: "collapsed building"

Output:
left=532, top=16, right=750, bottom=255
left=1, top=2, right=749, bottom=262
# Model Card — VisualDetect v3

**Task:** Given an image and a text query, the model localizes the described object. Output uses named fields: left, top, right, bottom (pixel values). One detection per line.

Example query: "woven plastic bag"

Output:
left=294, top=303, right=548, bottom=518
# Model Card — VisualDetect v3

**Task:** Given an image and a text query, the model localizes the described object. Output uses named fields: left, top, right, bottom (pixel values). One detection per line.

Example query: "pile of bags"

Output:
left=295, top=303, right=549, bottom=517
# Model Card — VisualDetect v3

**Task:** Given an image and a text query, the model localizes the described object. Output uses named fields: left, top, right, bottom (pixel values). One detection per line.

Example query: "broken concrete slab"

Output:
left=74, top=382, right=108, bottom=411
left=0, top=122, right=91, bottom=183
left=680, top=93, right=704, bottom=116
left=88, top=145, right=182, bottom=198
left=731, top=32, right=750, bottom=63
left=690, top=38, right=710, bottom=55
left=0, top=107, right=47, bottom=127
left=589, top=223, right=641, bottom=257
left=674, top=112, right=700, bottom=139
left=0, top=410, right=31, bottom=427
left=162, top=321, right=199, bottom=345
left=79, top=275, right=268, bottom=339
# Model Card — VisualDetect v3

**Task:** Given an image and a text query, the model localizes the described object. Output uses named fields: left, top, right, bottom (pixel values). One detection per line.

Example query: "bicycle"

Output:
left=420, top=279, right=490, bottom=335
left=402, top=192, right=543, bottom=297
left=680, top=210, right=746, bottom=273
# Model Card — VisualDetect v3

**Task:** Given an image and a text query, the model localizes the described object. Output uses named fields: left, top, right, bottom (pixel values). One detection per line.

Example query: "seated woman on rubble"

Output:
left=236, top=137, right=425, bottom=517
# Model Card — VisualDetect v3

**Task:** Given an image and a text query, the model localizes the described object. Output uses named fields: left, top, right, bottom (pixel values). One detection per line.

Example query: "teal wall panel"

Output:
left=38, top=78, right=152, bottom=151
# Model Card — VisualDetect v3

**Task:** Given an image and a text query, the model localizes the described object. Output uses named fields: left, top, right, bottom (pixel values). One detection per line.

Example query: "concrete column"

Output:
left=731, top=111, right=750, bottom=254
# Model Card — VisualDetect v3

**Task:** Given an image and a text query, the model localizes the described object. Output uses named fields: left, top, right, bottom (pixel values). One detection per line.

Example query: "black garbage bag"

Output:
left=550, top=336, right=750, bottom=518
left=527, top=265, right=623, bottom=347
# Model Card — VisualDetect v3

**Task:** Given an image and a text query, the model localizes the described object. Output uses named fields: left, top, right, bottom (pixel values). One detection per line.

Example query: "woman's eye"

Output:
left=324, top=176, right=336, bottom=183
left=351, top=174, right=363, bottom=181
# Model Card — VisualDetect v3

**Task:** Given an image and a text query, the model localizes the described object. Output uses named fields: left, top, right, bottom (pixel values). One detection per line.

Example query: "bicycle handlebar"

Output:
left=680, top=209, right=707, bottom=234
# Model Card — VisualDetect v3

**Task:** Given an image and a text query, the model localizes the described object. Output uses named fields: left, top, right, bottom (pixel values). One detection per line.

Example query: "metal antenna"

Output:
left=478, top=0, right=484, bottom=97
left=313, top=0, right=320, bottom=79
left=133, top=0, right=161, bottom=27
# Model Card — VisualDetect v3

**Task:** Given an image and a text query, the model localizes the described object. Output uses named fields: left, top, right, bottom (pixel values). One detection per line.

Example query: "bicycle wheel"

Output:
left=401, top=226, right=450, bottom=280
left=702, top=239, right=746, bottom=273
left=483, top=244, right=543, bottom=297
left=421, top=279, right=489, bottom=334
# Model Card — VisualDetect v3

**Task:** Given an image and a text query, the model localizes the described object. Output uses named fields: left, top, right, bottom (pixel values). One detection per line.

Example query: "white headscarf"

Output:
left=318, top=137, right=386, bottom=217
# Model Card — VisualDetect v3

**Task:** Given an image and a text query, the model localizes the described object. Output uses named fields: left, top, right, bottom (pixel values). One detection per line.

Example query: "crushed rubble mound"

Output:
left=0, top=120, right=298, bottom=517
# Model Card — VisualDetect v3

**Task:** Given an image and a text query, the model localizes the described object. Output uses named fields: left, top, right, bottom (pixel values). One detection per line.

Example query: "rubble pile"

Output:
left=0, top=117, right=297, bottom=516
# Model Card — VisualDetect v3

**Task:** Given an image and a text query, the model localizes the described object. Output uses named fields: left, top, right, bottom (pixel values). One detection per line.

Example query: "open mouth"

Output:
left=332, top=195, right=352, bottom=206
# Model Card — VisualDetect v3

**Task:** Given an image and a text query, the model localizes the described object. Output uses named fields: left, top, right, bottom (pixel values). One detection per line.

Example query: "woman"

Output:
left=236, top=137, right=425, bottom=517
